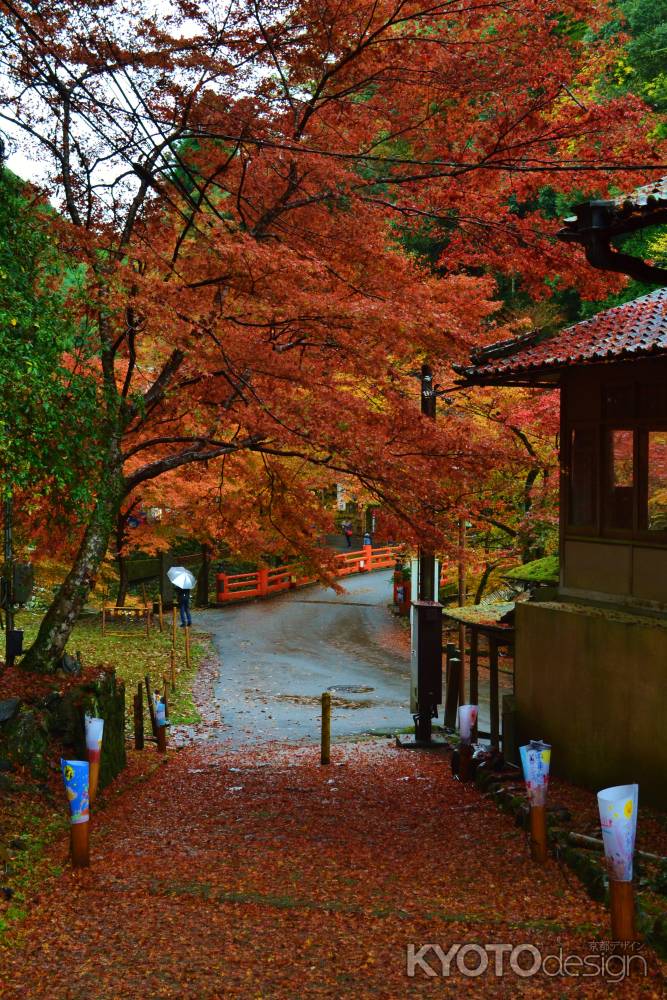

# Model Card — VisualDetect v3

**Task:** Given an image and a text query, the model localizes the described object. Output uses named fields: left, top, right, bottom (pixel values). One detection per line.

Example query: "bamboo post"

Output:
left=321, top=691, right=331, bottom=765
left=158, top=594, right=164, bottom=632
left=170, top=648, right=176, bottom=691
left=529, top=804, right=548, bottom=863
left=609, top=880, right=636, bottom=942
left=133, top=693, right=144, bottom=750
left=70, top=822, right=90, bottom=868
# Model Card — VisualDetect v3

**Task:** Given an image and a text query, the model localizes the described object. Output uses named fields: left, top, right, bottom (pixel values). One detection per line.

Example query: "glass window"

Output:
left=647, top=431, right=667, bottom=531
left=605, top=430, right=635, bottom=530
left=569, top=427, right=597, bottom=527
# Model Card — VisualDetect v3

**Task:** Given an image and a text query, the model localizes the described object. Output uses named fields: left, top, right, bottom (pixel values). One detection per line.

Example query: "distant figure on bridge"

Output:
left=342, top=520, right=353, bottom=548
left=363, top=531, right=372, bottom=547
left=174, top=585, right=192, bottom=628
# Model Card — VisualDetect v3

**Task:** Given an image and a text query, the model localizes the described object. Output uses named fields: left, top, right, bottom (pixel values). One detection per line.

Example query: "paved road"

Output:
left=197, top=571, right=411, bottom=745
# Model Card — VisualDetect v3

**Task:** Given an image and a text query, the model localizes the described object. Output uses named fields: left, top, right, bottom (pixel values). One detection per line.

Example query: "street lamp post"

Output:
left=413, top=364, right=443, bottom=744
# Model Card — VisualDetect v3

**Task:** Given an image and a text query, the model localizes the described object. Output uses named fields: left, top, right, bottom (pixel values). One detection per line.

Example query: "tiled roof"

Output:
left=456, top=287, right=667, bottom=385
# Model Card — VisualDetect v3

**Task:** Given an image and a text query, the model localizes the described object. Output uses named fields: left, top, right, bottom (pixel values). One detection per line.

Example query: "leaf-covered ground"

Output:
left=0, top=740, right=664, bottom=998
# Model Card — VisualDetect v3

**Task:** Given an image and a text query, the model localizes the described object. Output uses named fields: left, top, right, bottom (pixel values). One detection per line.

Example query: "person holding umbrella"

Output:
left=167, top=566, right=196, bottom=627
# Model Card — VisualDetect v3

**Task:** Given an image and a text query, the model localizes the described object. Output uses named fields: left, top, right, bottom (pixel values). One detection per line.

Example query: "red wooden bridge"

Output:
left=215, top=545, right=398, bottom=605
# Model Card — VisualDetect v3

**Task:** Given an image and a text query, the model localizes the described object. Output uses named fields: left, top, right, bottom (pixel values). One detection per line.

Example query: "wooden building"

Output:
left=457, top=287, right=667, bottom=806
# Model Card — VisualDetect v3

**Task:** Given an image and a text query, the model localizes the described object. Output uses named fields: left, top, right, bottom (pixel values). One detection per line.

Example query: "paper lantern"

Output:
left=519, top=740, right=551, bottom=806
left=458, top=704, right=478, bottom=741
left=597, top=784, right=639, bottom=882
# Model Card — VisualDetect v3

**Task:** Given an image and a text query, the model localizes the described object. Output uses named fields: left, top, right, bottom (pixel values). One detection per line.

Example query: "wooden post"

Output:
left=88, top=753, right=101, bottom=805
left=457, top=518, right=466, bottom=683
left=156, top=719, right=167, bottom=754
left=321, top=691, right=331, bottom=765
left=469, top=629, right=479, bottom=740
left=163, top=677, right=169, bottom=712
left=489, top=638, right=500, bottom=747
left=171, top=605, right=176, bottom=648
left=70, top=822, right=90, bottom=868
left=101, top=604, right=106, bottom=635
left=529, top=804, right=548, bottom=863
left=444, top=656, right=461, bottom=729
left=145, top=675, right=158, bottom=738
left=170, top=648, right=176, bottom=690
left=133, top=693, right=144, bottom=750
left=185, top=626, right=191, bottom=670
left=158, top=594, right=164, bottom=632
left=459, top=742, right=473, bottom=782
left=609, top=880, right=636, bottom=942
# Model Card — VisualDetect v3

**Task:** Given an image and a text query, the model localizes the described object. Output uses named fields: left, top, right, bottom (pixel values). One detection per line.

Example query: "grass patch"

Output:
left=14, top=608, right=210, bottom=728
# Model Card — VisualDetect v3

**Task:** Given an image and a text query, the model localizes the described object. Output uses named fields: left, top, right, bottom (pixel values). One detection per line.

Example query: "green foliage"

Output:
left=0, top=169, right=99, bottom=501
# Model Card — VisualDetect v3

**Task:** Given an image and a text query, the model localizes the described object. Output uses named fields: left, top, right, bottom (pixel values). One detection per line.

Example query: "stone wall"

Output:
left=515, top=601, right=667, bottom=809
left=0, top=668, right=126, bottom=787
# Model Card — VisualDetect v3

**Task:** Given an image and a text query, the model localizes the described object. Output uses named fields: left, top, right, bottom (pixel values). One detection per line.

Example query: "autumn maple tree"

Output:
left=0, top=0, right=661, bottom=669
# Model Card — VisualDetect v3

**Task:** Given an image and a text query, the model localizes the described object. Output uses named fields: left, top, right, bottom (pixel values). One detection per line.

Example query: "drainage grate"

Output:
left=327, top=685, right=374, bottom=694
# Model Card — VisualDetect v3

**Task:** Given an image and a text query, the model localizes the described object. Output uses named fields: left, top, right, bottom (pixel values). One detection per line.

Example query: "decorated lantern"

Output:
left=598, top=784, right=639, bottom=941
left=61, top=758, right=90, bottom=867
left=520, top=740, right=551, bottom=863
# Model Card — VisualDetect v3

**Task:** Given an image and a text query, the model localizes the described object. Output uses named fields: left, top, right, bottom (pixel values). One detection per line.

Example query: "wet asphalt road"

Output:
left=197, top=571, right=411, bottom=746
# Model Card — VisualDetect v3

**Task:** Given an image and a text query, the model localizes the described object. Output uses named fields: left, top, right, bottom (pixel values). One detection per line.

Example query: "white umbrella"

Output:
left=167, top=566, right=196, bottom=590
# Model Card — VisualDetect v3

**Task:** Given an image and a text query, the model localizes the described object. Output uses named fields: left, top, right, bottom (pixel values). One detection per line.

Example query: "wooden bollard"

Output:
left=133, top=692, right=144, bottom=750
left=170, top=648, right=176, bottom=691
left=185, top=626, right=191, bottom=670
left=158, top=594, right=164, bottom=632
left=70, top=821, right=90, bottom=868
left=610, top=880, right=636, bottom=942
left=321, top=691, right=331, bottom=765
left=171, top=606, right=176, bottom=648
left=101, top=604, right=106, bottom=635
left=529, top=804, right=548, bottom=863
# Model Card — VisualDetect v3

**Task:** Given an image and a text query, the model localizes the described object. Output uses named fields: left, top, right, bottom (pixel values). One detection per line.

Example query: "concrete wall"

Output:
left=515, top=601, right=667, bottom=809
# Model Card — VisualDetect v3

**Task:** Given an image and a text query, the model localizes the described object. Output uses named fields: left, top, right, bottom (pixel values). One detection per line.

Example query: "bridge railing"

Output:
left=216, top=544, right=398, bottom=604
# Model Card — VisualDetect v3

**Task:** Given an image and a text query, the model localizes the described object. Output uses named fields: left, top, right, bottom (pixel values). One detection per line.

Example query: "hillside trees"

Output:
left=0, top=0, right=661, bottom=669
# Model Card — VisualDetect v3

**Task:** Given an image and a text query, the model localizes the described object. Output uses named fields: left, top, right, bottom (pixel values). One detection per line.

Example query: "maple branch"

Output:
left=123, top=434, right=265, bottom=494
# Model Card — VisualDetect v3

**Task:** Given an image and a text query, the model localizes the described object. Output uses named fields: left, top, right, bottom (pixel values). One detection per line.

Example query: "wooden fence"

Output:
left=215, top=545, right=397, bottom=604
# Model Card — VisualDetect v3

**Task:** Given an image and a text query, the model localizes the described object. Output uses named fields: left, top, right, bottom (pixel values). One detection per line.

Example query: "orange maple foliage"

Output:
left=1, top=0, right=661, bottom=665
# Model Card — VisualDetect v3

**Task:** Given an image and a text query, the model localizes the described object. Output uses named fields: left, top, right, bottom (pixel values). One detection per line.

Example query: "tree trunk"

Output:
left=116, top=554, right=129, bottom=607
left=22, top=482, right=122, bottom=673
